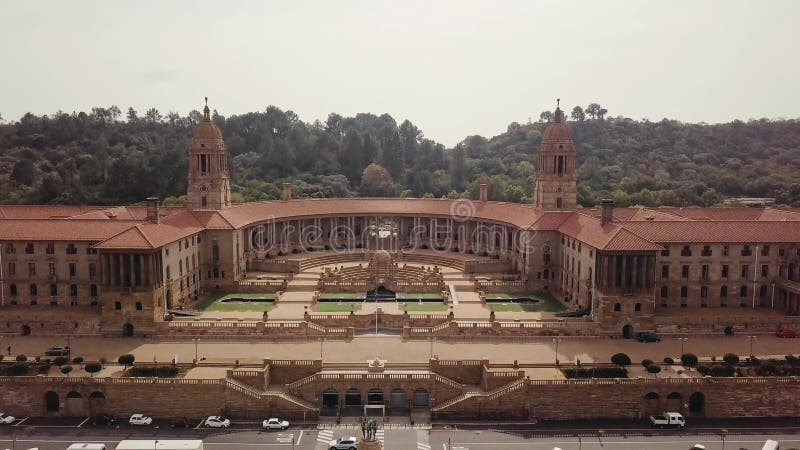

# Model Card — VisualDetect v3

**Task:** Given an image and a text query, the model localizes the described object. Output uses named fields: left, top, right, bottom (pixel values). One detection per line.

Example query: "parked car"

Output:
left=44, top=346, right=70, bottom=356
left=776, top=328, right=798, bottom=338
left=128, top=414, right=153, bottom=426
left=262, top=418, right=289, bottom=430
left=650, top=411, right=685, bottom=428
left=328, top=436, right=358, bottom=450
left=203, top=416, right=231, bottom=428
left=637, top=331, right=661, bottom=343
left=0, top=412, right=16, bottom=424
left=91, top=414, right=117, bottom=426
left=170, top=416, right=193, bottom=428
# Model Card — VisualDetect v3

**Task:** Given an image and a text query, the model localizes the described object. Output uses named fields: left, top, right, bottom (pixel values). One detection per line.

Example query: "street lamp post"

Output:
left=552, top=337, right=561, bottom=366
left=721, top=428, right=728, bottom=450
left=192, top=338, right=199, bottom=362
left=429, top=335, right=434, bottom=359
left=319, top=337, right=324, bottom=360
left=748, top=335, right=757, bottom=357
left=677, top=337, right=688, bottom=356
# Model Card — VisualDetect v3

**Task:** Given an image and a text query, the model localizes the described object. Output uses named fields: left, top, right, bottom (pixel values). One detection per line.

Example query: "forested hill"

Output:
left=0, top=105, right=799, bottom=207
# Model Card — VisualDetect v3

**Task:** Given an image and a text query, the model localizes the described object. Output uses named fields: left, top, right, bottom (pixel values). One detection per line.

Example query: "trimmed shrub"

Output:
left=84, top=362, right=102, bottom=376
left=681, top=353, right=699, bottom=368
left=561, top=367, right=628, bottom=379
left=53, top=356, right=68, bottom=366
left=127, top=365, right=180, bottom=378
left=786, top=354, right=799, bottom=366
left=611, top=353, right=632, bottom=368
left=710, top=364, right=735, bottom=377
left=0, top=362, right=29, bottom=376
left=663, top=357, right=675, bottom=365
left=15, top=354, right=27, bottom=362
left=37, top=363, right=51, bottom=374
left=118, top=354, right=135, bottom=369
left=72, top=356, right=84, bottom=365
left=61, top=365, right=73, bottom=375
left=646, top=364, right=661, bottom=375
left=696, top=364, right=711, bottom=375
left=756, top=360, right=780, bottom=376
left=723, top=353, right=740, bottom=365
left=641, top=359, right=654, bottom=368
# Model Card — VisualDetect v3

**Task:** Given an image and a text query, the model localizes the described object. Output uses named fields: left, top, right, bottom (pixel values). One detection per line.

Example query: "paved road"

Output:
left=2, top=424, right=798, bottom=450
left=2, top=334, right=799, bottom=366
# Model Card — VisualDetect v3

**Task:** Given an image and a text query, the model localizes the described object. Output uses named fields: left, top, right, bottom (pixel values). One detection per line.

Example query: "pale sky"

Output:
left=1, top=0, right=798, bottom=146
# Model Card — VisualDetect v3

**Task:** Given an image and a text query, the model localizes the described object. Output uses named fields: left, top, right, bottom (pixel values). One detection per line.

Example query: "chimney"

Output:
left=479, top=183, right=488, bottom=202
left=146, top=197, right=160, bottom=224
left=282, top=183, right=292, bottom=201
left=600, top=199, right=614, bottom=225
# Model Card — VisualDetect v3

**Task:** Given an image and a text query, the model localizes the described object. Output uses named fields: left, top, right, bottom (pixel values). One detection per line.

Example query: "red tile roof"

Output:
left=0, top=220, right=137, bottom=241
left=557, top=213, right=663, bottom=251
left=619, top=221, right=800, bottom=243
left=94, top=211, right=204, bottom=249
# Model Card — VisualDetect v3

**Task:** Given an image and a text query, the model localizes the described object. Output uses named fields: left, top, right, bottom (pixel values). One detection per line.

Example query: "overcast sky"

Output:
left=1, top=0, right=798, bottom=146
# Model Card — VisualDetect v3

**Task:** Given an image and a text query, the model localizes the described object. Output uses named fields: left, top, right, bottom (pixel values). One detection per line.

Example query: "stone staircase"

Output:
left=431, top=378, right=526, bottom=412
left=224, top=377, right=318, bottom=411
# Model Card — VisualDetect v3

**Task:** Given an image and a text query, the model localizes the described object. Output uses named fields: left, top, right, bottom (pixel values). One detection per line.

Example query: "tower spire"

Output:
left=203, top=96, right=210, bottom=121
left=554, top=98, right=564, bottom=123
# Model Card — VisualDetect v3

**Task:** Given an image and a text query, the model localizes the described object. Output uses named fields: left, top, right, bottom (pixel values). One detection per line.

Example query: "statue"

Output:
left=360, top=416, right=378, bottom=441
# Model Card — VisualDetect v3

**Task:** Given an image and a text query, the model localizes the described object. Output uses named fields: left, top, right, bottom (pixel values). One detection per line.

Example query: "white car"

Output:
left=262, top=417, right=289, bottom=430
left=0, top=412, right=17, bottom=424
left=328, top=436, right=358, bottom=450
left=204, top=416, right=231, bottom=428
left=128, top=414, right=153, bottom=426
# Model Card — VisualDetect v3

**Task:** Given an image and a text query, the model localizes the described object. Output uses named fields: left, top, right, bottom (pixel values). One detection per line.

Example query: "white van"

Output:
left=67, top=444, right=107, bottom=450
left=762, top=440, right=780, bottom=450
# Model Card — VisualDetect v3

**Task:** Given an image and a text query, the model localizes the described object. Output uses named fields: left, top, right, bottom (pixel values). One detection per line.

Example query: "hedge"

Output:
left=562, top=367, right=628, bottom=379
left=127, top=366, right=180, bottom=378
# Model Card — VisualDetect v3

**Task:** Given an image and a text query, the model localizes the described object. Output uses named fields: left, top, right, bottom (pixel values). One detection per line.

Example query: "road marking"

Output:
left=317, top=429, right=334, bottom=443
left=417, top=443, right=431, bottom=450
left=276, top=433, right=294, bottom=443
left=195, top=419, right=205, bottom=429
left=296, top=430, right=303, bottom=445
left=13, top=417, right=29, bottom=427
left=376, top=428, right=385, bottom=446
left=77, top=417, right=89, bottom=428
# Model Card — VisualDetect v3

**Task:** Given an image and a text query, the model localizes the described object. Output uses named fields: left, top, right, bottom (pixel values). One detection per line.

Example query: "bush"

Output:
left=641, top=359, right=653, bottom=368
left=696, top=364, right=711, bottom=375
left=748, top=356, right=761, bottom=366
left=710, top=364, right=735, bottom=377
left=61, top=365, right=73, bottom=375
left=663, top=357, right=675, bottom=365
left=37, top=363, right=51, bottom=374
left=646, top=364, right=661, bottom=375
left=786, top=354, right=799, bottom=366
left=611, top=353, right=632, bottom=368
left=118, top=354, right=135, bottom=369
left=127, top=365, right=180, bottom=378
left=53, top=356, right=68, bottom=366
left=84, top=362, right=102, bottom=376
left=72, top=356, right=84, bottom=365
left=723, top=353, right=740, bottom=365
left=561, top=367, right=628, bottom=379
left=15, top=354, right=27, bottom=362
left=756, top=361, right=780, bottom=376
left=0, top=355, right=3, bottom=363
left=0, top=362, right=29, bottom=376
left=681, top=353, right=699, bottom=368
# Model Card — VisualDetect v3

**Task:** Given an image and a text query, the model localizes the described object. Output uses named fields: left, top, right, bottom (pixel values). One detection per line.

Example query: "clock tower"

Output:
left=187, top=98, right=231, bottom=210
left=534, top=99, right=577, bottom=210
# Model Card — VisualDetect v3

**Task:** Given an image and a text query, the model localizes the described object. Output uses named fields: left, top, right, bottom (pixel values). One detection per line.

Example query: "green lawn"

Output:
left=485, top=291, right=565, bottom=312
left=319, top=292, right=364, bottom=299
left=194, top=291, right=275, bottom=312
left=401, top=292, right=443, bottom=299
left=315, top=302, right=362, bottom=312
left=399, top=302, right=447, bottom=312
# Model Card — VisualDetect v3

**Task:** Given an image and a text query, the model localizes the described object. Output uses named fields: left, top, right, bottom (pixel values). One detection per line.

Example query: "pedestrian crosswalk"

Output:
left=276, top=433, right=294, bottom=443
left=417, top=442, right=431, bottom=450
left=375, top=428, right=385, bottom=446
left=317, top=429, right=334, bottom=443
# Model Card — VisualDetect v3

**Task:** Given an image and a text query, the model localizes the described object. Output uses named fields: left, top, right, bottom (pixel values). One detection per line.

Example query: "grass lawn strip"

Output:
left=399, top=302, right=447, bottom=312
left=315, top=302, right=362, bottom=312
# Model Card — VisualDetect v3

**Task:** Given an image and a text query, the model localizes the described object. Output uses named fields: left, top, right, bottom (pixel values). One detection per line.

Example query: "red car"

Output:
left=776, top=329, right=798, bottom=338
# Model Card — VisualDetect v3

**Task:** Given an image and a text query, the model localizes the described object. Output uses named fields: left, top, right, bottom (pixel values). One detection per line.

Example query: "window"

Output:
left=721, top=265, right=729, bottom=278
left=613, top=303, right=621, bottom=312
left=681, top=265, right=689, bottom=278
left=761, top=265, right=768, bottom=277
left=634, top=303, right=641, bottom=312
left=739, top=286, right=747, bottom=297
left=25, top=242, right=34, bottom=254
left=69, top=263, right=76, bottom=277
left=701, top=264, right=709, bottom=279
left=179, top=260, right=183, bottom=276
left=8, top=263, right=15, bottom=276
left=89, top=263, right=97, bottom=278
left=680, top=286, right=688, bottom=297
left=115, top=301, right=121, bottom=310
left=779, top=247, right=785, bottom=257
left=761, top=245, right=770, bottom=256
left=165, top=248, right=170, bottom=256
left=49, top=263, right=56, bottom=276
left=86, top=247, right=98, bottom=255
left=741, top=245, right=752, bottom=256
left=681, top=245, right=692, bottom=257
left=720, top=286, right=728, bottom=297
left=723, top=245, right=729, bottom=256
left=701, top=286, right=708, bottom=298
left=741, top=265, right=749, bottom=278
left=50, top=284, right=57, bottom=296
left=28, top=263, right=36, bottom=276
left=70, top=284, right=78, bottom=296
left=701, top=245, right=712, bottom=256
left=661, top=246, right=670, bottom=257
left=90, top=284, right=98, bottom=297
left=660, top=286, right=668, bottom=297
left=30, top=284, right=37, bottom=295
left=10, top=284, right=17, bottom=296
left=135, top=302, right=143, bottom=311
left=5, top=243, right=15, bottom=254
left=661, top=265, right=669, bottom=279
left=759, top=285, right=768, bottom=297
left=46, top=242, right=55, bottom=254
left=66, top=243, right=77, bottom=254
left=166, top=266, right=171, bottom=281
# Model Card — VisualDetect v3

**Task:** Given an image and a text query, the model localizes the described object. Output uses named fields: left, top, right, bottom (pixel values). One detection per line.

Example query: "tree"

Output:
left=570, top=106, right=586, bottom=122
left=539, top=110, right=553, bottom=123
left=723, top=353, right=740, bottom=365
left=380, top=132, right=404, bottom=179
left=611, top=353, right=631, bottom=368
left=641, top=359, right=654, bottom=368
left=144, top=108, right=162, bottom=123
left=126, top=107, right=138, bottom=123
left=504, top=184, right=524, bottom=203
left=53, top=356, right=68, bottom=366
left=341, top=130, right=365, bottom=182
left=646, top=364, right=661, bottom=376
left=10, top=160, right=35, bottom=186
left=15, top=354, right=27, bottom=362
left=359, top=163, right=396, bottom=197
left=84, top=362, right=102, bottom=377
left=681, top=353, right=699, bottom=369
left=586, top=103, right=602, bottom=119
left=118, top=354, right=135, bottom=370
left=61, top=365, right=73, bottom=375
left=450, top=145, right=468, bottom=191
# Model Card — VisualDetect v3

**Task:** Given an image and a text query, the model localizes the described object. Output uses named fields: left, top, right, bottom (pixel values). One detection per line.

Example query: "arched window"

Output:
left=613, top=303, right=621, bottom=312
left=9, top=284, right=17, bottom=296
left=720, top=286, right=728, bottom=297
left=30, top=284, right=38, bottom=296
left=740, top=286, right=747, bottom=297
left=660, top=286, right=668, bottom=298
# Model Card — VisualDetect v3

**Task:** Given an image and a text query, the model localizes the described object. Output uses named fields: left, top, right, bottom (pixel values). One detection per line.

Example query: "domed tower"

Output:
left=187, top=98, right=231, bottom=210
left=534, top=99, right=577, bottom=210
